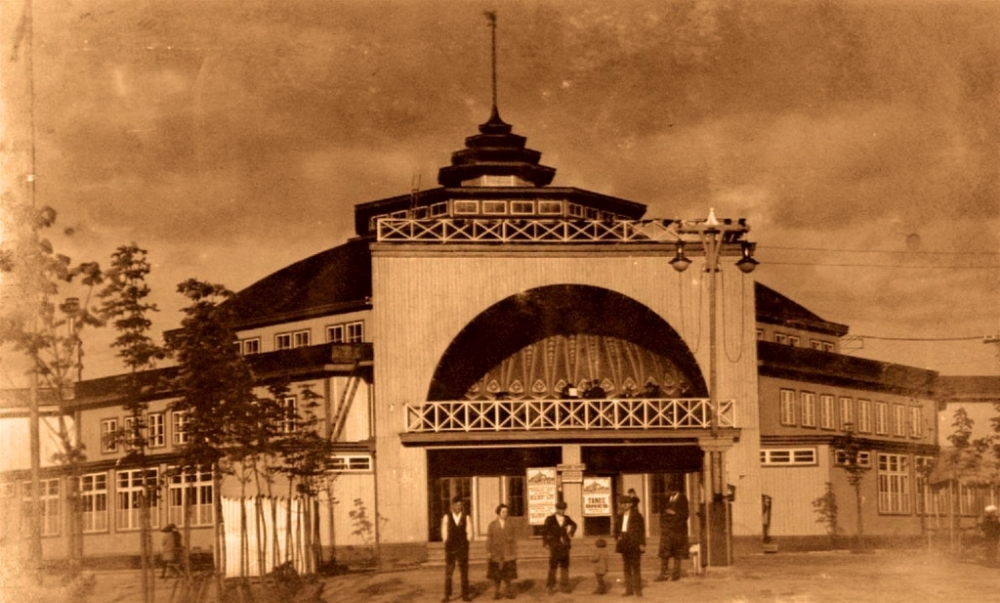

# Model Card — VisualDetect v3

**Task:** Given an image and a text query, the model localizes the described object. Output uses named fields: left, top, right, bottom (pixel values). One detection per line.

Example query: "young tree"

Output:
left=98, top=244, right=166, bottom=603
left=0, top=196, right=103, bottom=571
left=168, top=279, right=257, bottom=596
left=834, top=426, right=871, bottom=552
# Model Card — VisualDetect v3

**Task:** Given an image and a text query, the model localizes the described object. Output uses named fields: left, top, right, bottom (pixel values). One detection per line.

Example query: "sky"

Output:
left=1, top=0, right=999, bottom=386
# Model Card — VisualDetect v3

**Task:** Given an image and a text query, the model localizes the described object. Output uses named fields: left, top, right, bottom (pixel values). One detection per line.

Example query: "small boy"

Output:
left=591, top=538, right=609, bottom=594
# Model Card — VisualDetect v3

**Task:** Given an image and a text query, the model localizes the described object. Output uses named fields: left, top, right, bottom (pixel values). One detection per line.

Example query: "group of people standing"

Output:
left=441, top=484, right=690, bottom=601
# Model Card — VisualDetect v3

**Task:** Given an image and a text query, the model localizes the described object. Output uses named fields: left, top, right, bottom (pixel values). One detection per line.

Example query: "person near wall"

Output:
left=980, top=504, right=1000, bottom=567
left=614, top=495, right=645, bottom=597
left=655, top=482, right=690, bottom=581
left=486, top=503, right=519, bottom=600
left=542, top=500, right=578, bottom=594
left=441, top=496, right=473, bottom=603
left=160, top=523, right=183, bottom=579
left=591, top=537, right=609, bottom=595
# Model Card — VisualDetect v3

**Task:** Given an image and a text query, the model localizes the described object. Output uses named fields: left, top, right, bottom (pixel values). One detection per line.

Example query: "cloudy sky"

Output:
left=2, top=0, right=998, bottom=384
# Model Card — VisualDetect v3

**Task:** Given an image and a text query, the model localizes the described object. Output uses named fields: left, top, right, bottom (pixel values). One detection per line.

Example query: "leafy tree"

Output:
left=168, top=279, right=257, bottom=595
left=834, top=425, right=870, bottom=552
left=811, top=482, right=840, bottom=549
left=98, top=244, right=166, bottom=603
left=0, top=196, right=103, bottom=571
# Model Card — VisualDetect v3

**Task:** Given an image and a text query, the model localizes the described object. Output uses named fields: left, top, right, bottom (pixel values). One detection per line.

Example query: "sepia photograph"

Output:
left=1, top=1, right=998, bottom=601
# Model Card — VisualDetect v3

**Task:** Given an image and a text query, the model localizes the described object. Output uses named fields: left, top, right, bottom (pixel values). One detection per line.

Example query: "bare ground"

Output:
left=2, top=549, right=998, bottom=603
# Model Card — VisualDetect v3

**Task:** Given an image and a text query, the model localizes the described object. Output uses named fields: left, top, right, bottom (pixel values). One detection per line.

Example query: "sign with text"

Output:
left=527, top=467, right=558, bottom=525
left=582, top=477, right=612, bottom=517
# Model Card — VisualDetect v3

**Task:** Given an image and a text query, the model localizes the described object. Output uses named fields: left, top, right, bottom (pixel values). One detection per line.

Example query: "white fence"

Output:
left=221, top=496, right=318, bottom=578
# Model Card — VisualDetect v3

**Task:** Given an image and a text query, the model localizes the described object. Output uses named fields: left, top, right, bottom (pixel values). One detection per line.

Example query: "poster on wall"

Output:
left=527, top=467, right=558, bottom=525
left=582, top=477, right=612, bottom=516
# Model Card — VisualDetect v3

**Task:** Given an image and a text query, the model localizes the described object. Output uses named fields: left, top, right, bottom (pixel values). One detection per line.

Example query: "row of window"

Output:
left=237, top=321, right=364, bottom=355
left=100, top=396, right=299, bottom=454
left=2, top=453, right=375, bottom=539
left=761, top=449, right=932, bottom=515
left=778, top=389, right=924, bottom=437
left=368, top=200, right=629, bottom=231
left=757, top=329, right=835, bottom=352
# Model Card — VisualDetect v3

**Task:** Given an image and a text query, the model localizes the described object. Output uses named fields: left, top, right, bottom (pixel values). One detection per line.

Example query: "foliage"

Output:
left=812, top=482, right=841, bottom=547
left=274, top=385, right=339, bottom=498
left=833, top=426, right=870, bottom=550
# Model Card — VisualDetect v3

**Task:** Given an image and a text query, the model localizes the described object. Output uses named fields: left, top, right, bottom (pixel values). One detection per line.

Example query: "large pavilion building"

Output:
left=0, top=105, right=979, bottom=571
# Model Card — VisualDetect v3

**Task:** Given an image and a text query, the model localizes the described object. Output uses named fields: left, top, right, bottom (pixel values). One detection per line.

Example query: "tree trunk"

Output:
left=854, top=484, right=864, bottom=551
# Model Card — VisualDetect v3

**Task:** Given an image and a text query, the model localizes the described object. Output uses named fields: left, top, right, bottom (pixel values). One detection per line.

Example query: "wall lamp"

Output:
left=735, top=242, right=759, bottom=274
left=669, top=242, right=692, bottom=272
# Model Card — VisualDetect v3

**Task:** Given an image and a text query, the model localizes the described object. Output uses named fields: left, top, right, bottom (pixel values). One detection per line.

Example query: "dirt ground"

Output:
left=2, top=549, right=998, bottom=603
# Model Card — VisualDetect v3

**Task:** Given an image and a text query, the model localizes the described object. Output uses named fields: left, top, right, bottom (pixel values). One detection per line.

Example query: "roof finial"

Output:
left=482, top=10, right=508, bottom=130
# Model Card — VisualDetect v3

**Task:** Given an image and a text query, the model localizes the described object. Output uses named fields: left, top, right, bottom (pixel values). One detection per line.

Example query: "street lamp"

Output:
left=671, top=208, right=757, bottom=567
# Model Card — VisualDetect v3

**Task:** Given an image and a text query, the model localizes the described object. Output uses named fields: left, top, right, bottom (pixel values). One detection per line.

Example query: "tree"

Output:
left=98, top=244, right=166, bottom=603
left=0, top=196, right=103, bottom=572
left=168, top=279, right=257, bottom=597
left=834, top=425, right=871, bottom=552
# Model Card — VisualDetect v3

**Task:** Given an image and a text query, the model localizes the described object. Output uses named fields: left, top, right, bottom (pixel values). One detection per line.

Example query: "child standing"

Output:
left=591, top=538, right=609, bottom=594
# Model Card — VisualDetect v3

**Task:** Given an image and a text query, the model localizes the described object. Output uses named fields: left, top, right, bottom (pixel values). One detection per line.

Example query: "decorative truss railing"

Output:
left=377, top=218, right=686, bottom=244
left=404, top=398, right=736, bottom=433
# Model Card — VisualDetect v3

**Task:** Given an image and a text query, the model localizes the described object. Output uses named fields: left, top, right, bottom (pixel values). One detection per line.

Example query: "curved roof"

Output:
left=226, top=237, right=372, bottom=329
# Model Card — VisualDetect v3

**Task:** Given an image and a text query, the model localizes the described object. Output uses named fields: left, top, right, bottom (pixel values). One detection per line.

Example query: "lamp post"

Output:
left=671, top=208, right=757, bottom=567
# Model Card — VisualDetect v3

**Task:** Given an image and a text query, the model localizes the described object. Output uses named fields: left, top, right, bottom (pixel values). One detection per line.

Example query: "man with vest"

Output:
left=441, top=495, right=473, bottom=602
left=542, top=500, right=578, bottom=594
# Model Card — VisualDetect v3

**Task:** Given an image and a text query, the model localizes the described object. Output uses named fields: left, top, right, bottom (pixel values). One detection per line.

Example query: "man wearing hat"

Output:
left=542, top=500, right=578, bottom=594
left=614, top=494, right=645, bottom=597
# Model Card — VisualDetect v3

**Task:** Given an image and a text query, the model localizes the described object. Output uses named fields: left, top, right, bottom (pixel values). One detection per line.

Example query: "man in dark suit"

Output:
left=441, top=496, right=473, bottom=602
left=542, top=501, right=578, bottom=594
left=656, top=482, right=690, bottom=581
left=614, top=495, right=645, bottom=597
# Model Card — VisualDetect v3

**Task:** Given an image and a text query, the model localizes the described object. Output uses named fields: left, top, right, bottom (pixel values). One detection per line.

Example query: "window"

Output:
left=800, top=392, right=816, bottom=427
left=914, top=456, right=934, bottom=515
left=787, top=335, right=800, bottom=347
left=538, top=201, right=563, bottom=215
left=507, top=475, right=526, bottom=517
left=453, top=200, right=478, bottom=214
left=346, top=321, right=364, bottom=343
left=278, top=396, right=298, bottom=433
left=430, top=202, right=448, bottom=217
left=877, top=454, right=911, bottom=514
left=810, top=340, right=824, bottom=350
left=835, top=449, right=872, bottom=467
left=172, top=411, right=190, bottom=445
left=148, top=413, right=165, bottom=448
left=584, top=207, right=599, bottom=219
left=276, top=333, right=292, bottom=350
left=756, top=329, right=764, bottom=340
left=761, top=448, right=817, bottom=466
left=123, top=416, right=138, bottom=451
left=874, top=402, right=889, bottom=435
left=168, top=466, right=213, bottom=526
left=81, top=472, right=108, bottom=533
left=567, top=203, right=585, bottom=218
left=779, top=389, right=796, bottom=426
left=908, top=407, right=923, bottom=438
left=774, top=333, right=788, bottom=345
left=390, top=210, right=407, bottom=219
left=857, top=399, right=872, bottom=433
left=330, top=454, right=372, bottom=472
left=293, top=330, right=311, bottom=348
left=412, top=206, right=428, bottom=219
left=116, top=469, right=159, bottom=530
left=327, top=324, right=344, bottom=343
left=839, top=397, right=854, bottom=430
left=23, top=479, right=60, bottom=536
left=100, top=418, right=118, bottom=453
left=892, top=404, right=906, bottom=437
left=328, top=322, right=363, bottom=344
left=482, top=200, right=506, bottom=215
left=822, top=341, right=835, bottom=352
left=241, top=338, right=260, bottom=355
left=820, top=395, right=835, bottom=429
left=510, top=201, right=535, bottom=215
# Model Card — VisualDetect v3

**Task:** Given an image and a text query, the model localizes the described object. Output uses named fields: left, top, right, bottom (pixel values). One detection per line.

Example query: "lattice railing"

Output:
left=404, top=398, right=735, bottom=433
left=377, top=218, right=683, bottom=244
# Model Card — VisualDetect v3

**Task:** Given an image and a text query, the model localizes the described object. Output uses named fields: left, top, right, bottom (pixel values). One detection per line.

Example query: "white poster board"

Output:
left=582, top=477, right=612, bottom=516
left=527, top=467, right=558, bottom=525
